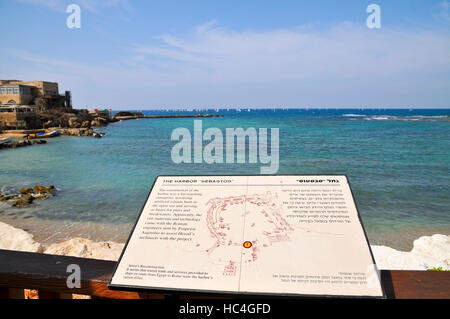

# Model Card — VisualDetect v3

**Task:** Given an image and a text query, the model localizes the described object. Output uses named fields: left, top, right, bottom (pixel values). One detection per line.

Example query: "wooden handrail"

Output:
left=0, top=249, right=157, bottom=299
left=0, top=249, right=448, bottom=299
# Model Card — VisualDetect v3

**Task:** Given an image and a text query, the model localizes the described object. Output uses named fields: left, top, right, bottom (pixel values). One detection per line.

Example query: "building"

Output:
left=0, top=105, right=42, bottom=130
left=0, top=84, right=35, bottom=105
left=0, top=80, right=72, bottom=110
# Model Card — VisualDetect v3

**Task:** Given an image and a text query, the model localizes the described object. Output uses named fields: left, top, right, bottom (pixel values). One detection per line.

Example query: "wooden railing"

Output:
left=0, top=249, right=449, bottom=299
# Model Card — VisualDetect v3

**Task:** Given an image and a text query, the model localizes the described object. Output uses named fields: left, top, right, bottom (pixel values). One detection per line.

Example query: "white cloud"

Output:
left=4, top=22, right=450, bottom=108
left=439, top=0, right=450, bottom=22
left=130, top=22, right=450, bottom=84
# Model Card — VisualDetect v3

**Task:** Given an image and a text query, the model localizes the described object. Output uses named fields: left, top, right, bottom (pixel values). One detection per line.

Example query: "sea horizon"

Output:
left=105, top=107, right=450, bottom=111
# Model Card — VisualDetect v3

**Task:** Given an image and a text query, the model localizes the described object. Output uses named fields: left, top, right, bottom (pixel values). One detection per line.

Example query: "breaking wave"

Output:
left=344, top=115, right=449, bottom=121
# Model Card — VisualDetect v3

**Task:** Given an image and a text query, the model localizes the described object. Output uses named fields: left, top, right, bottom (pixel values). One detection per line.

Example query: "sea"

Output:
left=0, top=108, right=449, bottom=250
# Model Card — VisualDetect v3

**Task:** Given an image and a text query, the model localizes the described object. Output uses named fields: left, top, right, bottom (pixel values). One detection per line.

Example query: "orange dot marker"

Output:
left=243, top=241, right=252, bottom=248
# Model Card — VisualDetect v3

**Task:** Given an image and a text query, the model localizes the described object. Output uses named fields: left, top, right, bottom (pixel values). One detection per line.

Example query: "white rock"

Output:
left=411, top=234, right=450, bottom=266
left=2, top=218, right=448, bottom=271
left=0, top=222, right=43, bottom=253
left=45, top=237, right=124, bottom=261
left=370, top=245, right=449, bottom=270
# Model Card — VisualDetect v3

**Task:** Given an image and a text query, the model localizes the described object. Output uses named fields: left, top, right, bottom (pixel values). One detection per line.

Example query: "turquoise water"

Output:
left=0, top=109, right=449, bottom=249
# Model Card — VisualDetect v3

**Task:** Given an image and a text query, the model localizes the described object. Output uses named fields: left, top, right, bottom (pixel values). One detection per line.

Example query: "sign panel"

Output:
left=109, top=175, right=384, bottom=298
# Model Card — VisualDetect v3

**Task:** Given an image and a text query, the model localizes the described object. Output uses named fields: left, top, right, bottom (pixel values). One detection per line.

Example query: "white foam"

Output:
left=342, top=114, right=365, bottom=117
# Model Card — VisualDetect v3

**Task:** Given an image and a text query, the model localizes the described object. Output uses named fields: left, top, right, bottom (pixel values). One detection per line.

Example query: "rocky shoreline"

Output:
left=39, top=109, right=111, bottom=130
left=0, top=221, right=448, bottom=270
left=0, top=185, right=57, bottom=208
left=0, top=111, right=223, bottom=142
left=0, top=139, right=47, bottom=150
left=0, top=222, right=124, bottom=261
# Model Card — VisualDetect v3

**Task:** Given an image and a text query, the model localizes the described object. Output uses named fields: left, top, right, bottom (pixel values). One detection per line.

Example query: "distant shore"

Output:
left=114, top=114, right=223, bottom=121
left=0, top=113, right=223, bottom=139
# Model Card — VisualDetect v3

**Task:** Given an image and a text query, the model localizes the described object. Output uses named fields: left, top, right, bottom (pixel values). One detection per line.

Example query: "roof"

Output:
left=0, top=84, right=35, bottom=88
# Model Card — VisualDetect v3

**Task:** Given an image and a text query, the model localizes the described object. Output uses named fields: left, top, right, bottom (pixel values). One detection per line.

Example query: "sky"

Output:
left=0, top=0, right=449, bottom=109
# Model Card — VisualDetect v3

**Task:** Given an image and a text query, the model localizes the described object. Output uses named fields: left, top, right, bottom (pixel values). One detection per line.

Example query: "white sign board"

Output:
left=109, top=175, right=384, bottom=298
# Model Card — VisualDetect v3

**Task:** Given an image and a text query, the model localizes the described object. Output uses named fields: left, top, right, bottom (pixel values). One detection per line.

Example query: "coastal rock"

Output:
left=43, top=119, right=58, bottom=128
left=411, top=234, right=450, bottom=266
left=1, top=185, right=57, bottom=207
left=0, top=193, right=17, bottom=201
left=0, top=222, right=43, bottom=253
left=68, top=116, right=82, bottom=128
left=32, top=185, right=56, bottom=199
left=59, top=128, right=94, bottom=137
left=40, top=113, right=61, bottom=128
left=91, top=117, right=108, bottom=127
left=33, top=185, right=56, bottom=195
left=45, top=111, right=95, bottom=129
left=12, top=193, right=34, bottom=207
left=32, top=140, right=47, bottom=145
left=20, top=187, right=33, bottom=195
left=113, top=111, right=135, bottom=118
left=45, top=238, right=124, bottom=261
left=0, top=140, right=46, bottom=151
left=370, top=245, right=450, bottom=270
left=12, top=140, right=32, bottom=148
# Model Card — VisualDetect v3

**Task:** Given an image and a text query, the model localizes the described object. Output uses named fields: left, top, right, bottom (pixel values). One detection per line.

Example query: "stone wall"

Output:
left=0, top=92, right=33, bottom=105
left=0, top=111, right=42, bottom=129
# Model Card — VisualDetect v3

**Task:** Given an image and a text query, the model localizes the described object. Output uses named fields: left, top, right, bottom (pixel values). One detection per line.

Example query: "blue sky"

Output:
left=1, top=0, right=449, bottom=109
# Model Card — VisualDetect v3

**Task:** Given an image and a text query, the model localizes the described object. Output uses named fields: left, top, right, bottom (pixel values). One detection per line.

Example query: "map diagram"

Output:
left=203, top=191, right=294, bottom=275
